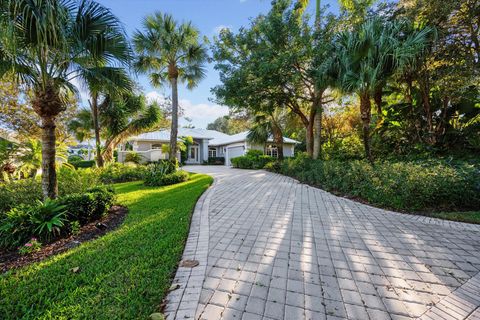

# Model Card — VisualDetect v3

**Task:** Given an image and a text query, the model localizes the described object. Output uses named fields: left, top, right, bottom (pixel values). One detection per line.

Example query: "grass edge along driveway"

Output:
left=0, top=173, right=213, bottom=320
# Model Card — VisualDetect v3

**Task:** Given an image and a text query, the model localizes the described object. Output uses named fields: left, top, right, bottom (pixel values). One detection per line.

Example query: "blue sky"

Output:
left=96, top=0, right=341, bottom=128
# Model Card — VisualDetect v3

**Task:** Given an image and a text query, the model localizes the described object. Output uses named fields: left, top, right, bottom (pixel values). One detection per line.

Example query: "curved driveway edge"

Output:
left=164, top=178, right=215, bottom=319
left=165, top=166, right=480, bottom=320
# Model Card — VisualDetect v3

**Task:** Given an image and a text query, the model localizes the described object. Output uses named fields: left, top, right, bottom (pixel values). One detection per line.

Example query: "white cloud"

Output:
left=146, top=91, right=229, bottom=128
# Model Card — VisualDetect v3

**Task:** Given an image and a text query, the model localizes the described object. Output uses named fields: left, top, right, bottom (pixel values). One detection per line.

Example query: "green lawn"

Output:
left=0, top=173, right=213, bottom=320
left=427, top=211, right=480, bottom=224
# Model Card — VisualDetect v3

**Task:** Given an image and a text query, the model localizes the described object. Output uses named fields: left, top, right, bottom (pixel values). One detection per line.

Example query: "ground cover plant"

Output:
left=0, top=173, right=213, bottom=319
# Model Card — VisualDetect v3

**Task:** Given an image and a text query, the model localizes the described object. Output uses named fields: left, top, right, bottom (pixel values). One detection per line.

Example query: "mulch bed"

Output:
left=0, top=205, right=128, bottom=273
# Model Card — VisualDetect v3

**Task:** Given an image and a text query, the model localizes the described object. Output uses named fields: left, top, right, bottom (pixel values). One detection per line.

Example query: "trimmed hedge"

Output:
left=69, top=160, right=95, bottom=168
left=231, top=150, right=274, bottom=169
left=98, top=163, right=148, bottom=184
left=269, top=153, right=480, bottom=212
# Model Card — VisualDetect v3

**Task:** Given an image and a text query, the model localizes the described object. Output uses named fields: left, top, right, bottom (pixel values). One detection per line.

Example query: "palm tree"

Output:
left=332, top=17, right=431, bottom=162
left=0, top=0, right=131, bottom=198
left=101, top=93, right=163, bottom=161
left=133, top=13, right=208, bottom=161
left=247, top=110, right=286, bottom=160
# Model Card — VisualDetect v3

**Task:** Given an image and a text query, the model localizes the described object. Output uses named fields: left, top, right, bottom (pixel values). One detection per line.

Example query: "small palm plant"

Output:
left=29, top=199, right=67, bottom=242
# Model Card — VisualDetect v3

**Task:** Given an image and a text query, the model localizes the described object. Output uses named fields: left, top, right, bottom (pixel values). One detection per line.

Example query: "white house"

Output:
left=117, top=128, right=298, bottom=166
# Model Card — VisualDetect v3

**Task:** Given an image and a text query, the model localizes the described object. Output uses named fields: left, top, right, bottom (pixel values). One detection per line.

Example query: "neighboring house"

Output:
left=67, top=139, right=95, bottom=160
left=118, top=128, right=298, bottom=166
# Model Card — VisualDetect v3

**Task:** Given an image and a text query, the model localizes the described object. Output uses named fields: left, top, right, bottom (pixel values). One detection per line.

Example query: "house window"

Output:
left=265, top=145, right=279, bottom=158
left=208, top=147, right=217, bottom=158
left=152, top=143, right=162, bottom=150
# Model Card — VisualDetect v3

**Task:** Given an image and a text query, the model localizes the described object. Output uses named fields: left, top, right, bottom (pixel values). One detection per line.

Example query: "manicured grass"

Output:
left=427, top=211, right=480, bottom=224
left=0, top=173, right=213, bottom=320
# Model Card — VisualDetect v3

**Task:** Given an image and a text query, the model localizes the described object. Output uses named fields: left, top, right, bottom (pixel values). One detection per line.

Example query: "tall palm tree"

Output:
left=0, top=0, right=131, bottom=198
left=133, top=13, right=208, bottom=161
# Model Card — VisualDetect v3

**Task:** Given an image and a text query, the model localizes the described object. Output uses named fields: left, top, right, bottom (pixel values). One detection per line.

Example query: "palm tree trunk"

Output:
left=41, top=116, right=58, bottom=199
left=169, top=76, right=179, bottom=162
left=374, top=86, right=383, bottom=116
left=359, top=93, right=373, bottom=163
left=91, top=94, right=104, bottom=167
left=312, top=90, right=323, bottom=159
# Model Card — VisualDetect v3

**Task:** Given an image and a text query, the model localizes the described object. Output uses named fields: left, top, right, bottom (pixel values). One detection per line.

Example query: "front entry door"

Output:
left=189, top=145, right=199, bottom=163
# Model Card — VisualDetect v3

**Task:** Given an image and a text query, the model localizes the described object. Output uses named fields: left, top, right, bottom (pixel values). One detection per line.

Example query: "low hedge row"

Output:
left=144, top=160, right=189, bottom=186
left=0, top=186, right=116, bottom=250
left=268, top=153, right=480, bottom=212
left=231, top=150, right=275, bottom=169
left=69, top=160, right=96, bottom=168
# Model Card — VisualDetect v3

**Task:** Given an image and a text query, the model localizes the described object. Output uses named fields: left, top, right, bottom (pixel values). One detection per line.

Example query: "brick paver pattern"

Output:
left=165, top=166, right=480, bottom=320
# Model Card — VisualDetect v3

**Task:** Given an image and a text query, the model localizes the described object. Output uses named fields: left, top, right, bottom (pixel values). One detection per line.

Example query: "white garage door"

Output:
left=226, top=146, right=245, bottom=166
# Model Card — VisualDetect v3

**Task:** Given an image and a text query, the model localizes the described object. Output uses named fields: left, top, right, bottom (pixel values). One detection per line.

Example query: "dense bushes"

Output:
left=69, top=160, right=96, bottom=168
left=0, top=166, right=99, bottom=214
left=208, top=157, right=225, bottom=165
left=269, top=153, right=480, bottom=212
left=144, top=160, right=189, bottom=186
left=98, top=163, right=148, bottom=184
left=0, top=186, right=116, bottom=250
left=231, top=150, right=274, bottom=169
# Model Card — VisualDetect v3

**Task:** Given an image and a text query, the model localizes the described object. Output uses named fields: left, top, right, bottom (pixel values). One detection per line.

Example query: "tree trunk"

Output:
left=420, top=80, right=434, bottom=144
left=91, top=94, right=104, bottom=167
left=306, top=108, right=315, bottom=157
left=169, top=76, right=179, bottom=161
left=41, top=116, right=58, bottom=199
left=271, top=121, right=284, bottom=160
left=359, top=93, right=373, bottom=163
left=374, top=86, right=383, bottom=116
left=312, top=90, right=323, bottom=160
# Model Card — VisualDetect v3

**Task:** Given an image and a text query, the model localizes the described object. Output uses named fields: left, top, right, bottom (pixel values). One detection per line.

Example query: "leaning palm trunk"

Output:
left=169, top=75, right=179, bottom=161
left=359, top=92, right=373, bottom=163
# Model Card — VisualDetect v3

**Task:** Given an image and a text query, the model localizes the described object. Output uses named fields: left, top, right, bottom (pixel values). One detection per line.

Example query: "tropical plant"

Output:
left=331, top=16, right=432, bottom=161
left=247, top=111, right=286, bottom=160
left=0, top=0, right=132, bottom=198
left=100, top=93, right=163, bottom=162
left=134, top=13, right=208, bottom=160
left=125, top=152, right=143, bottom=164
left=29, top=199, right=67, bottom=241
left=17, top=139, right=42, bottom=178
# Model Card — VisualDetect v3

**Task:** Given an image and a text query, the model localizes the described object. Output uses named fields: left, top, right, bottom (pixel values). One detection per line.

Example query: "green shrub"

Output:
left=144, top=161, right=188, bottom=186
left=231, top=150, right=275, bottom=169
left=125, top=152, right=143, bottom=164
left=0, top=179, right=42, bottom=214
left=0, top=205, right=34, bottom=250
left=207, top=157, right=225, bottom=165
left=70, top=160, right=95, bottom=168
left=60, top=186, right=115, bottom=224
left=87, top=186, right=116, bottom=220
left=97, top=162, right=148, bottom=184
left=273, top=153, right=480, bottom=212
left=60, top=193, right=96, bottom=225
left=158, top=171, right=189, bottom=186
left=144, top=160, right=178, bottom=186
left=68, top=155, right=83, bottom=162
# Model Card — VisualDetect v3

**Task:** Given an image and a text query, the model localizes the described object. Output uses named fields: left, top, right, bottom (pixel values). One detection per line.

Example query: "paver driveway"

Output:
left=164, top=166, right=480, bottom=320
